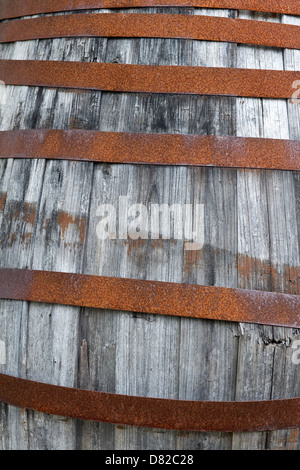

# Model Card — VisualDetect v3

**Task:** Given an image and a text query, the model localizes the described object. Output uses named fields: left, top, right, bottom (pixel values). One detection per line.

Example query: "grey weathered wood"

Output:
left=0, top=7, right=299, bottom=450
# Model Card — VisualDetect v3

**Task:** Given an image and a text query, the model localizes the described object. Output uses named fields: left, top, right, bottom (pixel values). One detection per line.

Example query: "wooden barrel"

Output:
left=0, top=5, right=299, bottom=450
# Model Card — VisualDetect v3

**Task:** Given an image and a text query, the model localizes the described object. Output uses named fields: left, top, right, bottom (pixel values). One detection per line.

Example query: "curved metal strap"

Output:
left=0, top=268, right=299, bottom=328
left=1, top=60, right=299, bottom=99
left=0, top=0, right=299, bottom=20
left=1, top=13, right=300, bottom=50
left=0, top=129, right=299, bottom=171
left=1, top=373, right=300, bottom=432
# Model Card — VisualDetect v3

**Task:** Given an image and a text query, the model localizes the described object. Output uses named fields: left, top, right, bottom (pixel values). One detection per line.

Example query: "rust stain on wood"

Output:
left=7, top=202, right=37, bottom=225
left=13, top=209, right=20, bottom=222
left=123, top=238, right=177, bottom=259
left=21, top=233, right=33, bottom=244
left=1, top=200, right=37, bottom=247
left=183, top=246, right=203, bottom=272
left=70, top=117, right=84, bottom=130
left=286, top=429, right=300, bottom=447
left=271, top=428, right=299, bottom=450
left=57, top=210, right=87, bottom=244
left=9, top=233, right=16, bottom=247
left=238, top=254, right=300, bottom=295
left=183, top=248, right=300, bottom=295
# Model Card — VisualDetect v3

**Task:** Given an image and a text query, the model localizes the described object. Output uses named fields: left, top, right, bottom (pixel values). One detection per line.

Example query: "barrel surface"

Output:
left=0, top=6, right=299, bottom=450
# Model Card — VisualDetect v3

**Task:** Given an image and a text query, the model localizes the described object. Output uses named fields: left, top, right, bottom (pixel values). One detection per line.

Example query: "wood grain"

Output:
left=0, top=7, right=299, bottom=450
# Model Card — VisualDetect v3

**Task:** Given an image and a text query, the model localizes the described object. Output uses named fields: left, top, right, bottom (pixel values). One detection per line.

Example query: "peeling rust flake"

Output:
left=1, top=373, right=300, bottom=432
left=1, top=13, right=300, bottom=50
left=0, top=267, right=299, bottom=328
left=0, top=60, right=299, bottom=99
left=0, top=130, right=299, bottom=171
left=0, top=0, right=300, bottom=20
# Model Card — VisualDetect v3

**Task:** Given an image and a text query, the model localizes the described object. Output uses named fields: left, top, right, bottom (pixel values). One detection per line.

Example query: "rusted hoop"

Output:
left=0, top=268, right=299, bottom=328
left=0, top=129, right=299, bottom=171
left=0, top=0, right=300, bottom=21
left=1, top=60, right=299, bottom=99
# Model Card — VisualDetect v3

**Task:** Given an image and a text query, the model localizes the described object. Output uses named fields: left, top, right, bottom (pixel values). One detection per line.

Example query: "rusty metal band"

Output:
left=0, top=268, right=299, bottom=328
left=1, top=373, right=300, bottom=432
left=0, top=1, right=300, bottom=20
left=1, top=60, right=299, bottom=99
left=1, top=13, right=300, bottom=51
left=1, top=129, right=300, bottom=171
